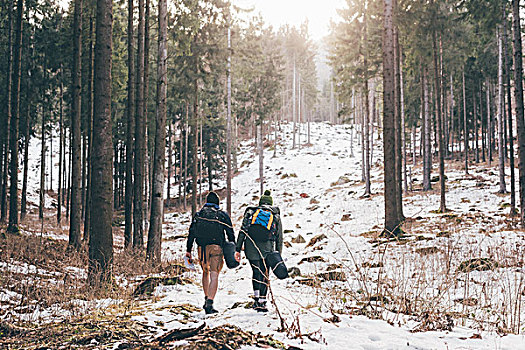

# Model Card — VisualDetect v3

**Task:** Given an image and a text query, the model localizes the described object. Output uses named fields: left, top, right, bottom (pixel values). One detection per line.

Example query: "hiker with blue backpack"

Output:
left=235, top=190, right=284, bottom=312
left=186, top=192, right=235, bottom=314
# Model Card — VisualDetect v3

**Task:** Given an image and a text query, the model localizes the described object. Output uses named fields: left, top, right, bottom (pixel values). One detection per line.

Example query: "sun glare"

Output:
left=236, top=0, right=346, bottom=40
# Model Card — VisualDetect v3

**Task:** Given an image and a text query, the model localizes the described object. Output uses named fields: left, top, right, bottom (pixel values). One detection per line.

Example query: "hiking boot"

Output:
left=254, top=299, right=268, bottom=313
left=203, top=296, right=208, bottom=309
left=204, top=298, right=218, bottom=315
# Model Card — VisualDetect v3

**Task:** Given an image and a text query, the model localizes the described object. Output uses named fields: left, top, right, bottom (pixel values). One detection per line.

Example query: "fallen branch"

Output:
left=155, top=322, right=206, bottom=343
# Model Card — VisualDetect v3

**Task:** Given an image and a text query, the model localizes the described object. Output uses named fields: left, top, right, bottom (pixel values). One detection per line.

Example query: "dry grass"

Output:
left=0, top=213, right=179, bottom=326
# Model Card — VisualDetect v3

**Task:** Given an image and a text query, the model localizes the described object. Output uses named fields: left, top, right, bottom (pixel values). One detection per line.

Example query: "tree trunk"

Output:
left=144, top=0, right=151, bottom=230
left=125, top=0, right=135, bottom=249
left=191, top=82, right=199, bottom=216
left=382, top=0, right=400, bottom=235
left=350, top=91, right=354, bottom=157
left=7, top=0, right=23, bottom=234
left=423, top=68, right=432, bottom=191
left=89, top=0, right=114, bottom=285
left=199, top=118, right=203, bottom=205
left=497, top=28, right=507, bottom=194
left=147, top=0, right=167, bottom=263
left=412, top=123, right=416, bottom=166
left=258, top=122, right=264, bottom=195
left=298, top=80, right=302, bottom=148
left=1, top=0, right=13, bottom=224
left=226, top=20, right=232, bottom=215
left=178, top=121, right=182, bottom=207
left=292, top=58, right=296, bottom=149
left=363, top=9, right=371, bottom=196
left=487, top=79, right=492, bottom=166
left=66, top=134, right=71, bottom=219
left=511, top=0, right=525, bottom=226
left=394, top=27, right=404, bottom=220
left=58, top=71, right=64, bottom=224
left=134, top=0, right=146, bottom=249
left=84, top=16, right=94, bottom=242
left=167, top=120, right=172, bottom=206
left=184, top=102, right=188, bottom=210
left=69, top=0, right=83, bottom=249
left=400, top=52, right=407, bottom=192
left=503, top=5, right=516, bottom=214
left=432, top=25, right=446, bottom=213
left=480, top=85, right=486, bottom=163
left=39, top=103, right=45, bottom=221
left=360, top=93, right=365, bottom=182
left=472, top=91, right=479, bottom=163
left=21, top=21, right=33, bottom=222
left=462, top=70, right=468, bottom=174
left=20, top=101, right=30, bottom=221
left=450, top=75, right=455, bottom=158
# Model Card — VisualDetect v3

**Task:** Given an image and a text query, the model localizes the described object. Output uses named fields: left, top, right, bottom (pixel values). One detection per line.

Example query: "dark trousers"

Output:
left=249, top=259, right=269, bottom=298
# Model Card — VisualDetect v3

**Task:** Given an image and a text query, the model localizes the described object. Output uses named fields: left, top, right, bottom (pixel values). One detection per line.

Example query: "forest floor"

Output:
left=1, top=122, right=525, bottom=349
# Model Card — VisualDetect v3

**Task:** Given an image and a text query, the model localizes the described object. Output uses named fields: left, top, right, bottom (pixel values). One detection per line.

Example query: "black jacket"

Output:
left=187, top=203, right=235, bottom=252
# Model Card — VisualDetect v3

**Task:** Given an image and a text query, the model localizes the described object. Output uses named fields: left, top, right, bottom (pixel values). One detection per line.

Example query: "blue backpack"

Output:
left=248, top=207, right=277, bottom=242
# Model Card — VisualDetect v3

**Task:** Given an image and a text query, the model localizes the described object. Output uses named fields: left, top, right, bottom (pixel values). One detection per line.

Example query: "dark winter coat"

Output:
left=187, top=203, right=235, bottom=252
left=235, top=205, right=283, bottom=261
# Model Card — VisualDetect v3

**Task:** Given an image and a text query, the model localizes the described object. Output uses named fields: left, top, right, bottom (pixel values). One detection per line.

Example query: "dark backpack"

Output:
left=194, top=206, right=224, bottom=247
left=247, top=207, right=277, bottom=242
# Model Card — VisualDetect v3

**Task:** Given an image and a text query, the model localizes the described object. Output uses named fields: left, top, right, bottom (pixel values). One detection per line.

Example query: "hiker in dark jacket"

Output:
left=235, top=190, right=283, bottom=312
left=186, top=192, right=235, bottom=314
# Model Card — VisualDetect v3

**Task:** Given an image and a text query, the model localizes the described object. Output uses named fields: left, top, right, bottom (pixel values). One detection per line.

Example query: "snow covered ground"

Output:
left=7, top=122, right=525, bottom=349
left=140, top=122, right=525, bottom=349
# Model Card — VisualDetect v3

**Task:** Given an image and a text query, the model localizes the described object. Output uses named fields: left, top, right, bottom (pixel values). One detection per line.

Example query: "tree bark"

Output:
left=226, top=19, right=232, bottom=215
left=497, top=28, right=507, bottom=194
left=144, top=0, right=151, bottom=230
left=134, top=0, right=146, bottom=249
left=423, top=69, right=432, bottom=191
left=7, top=0, right=23, bottom=234
left=480, top=85, right=486, bottom=163
left=487, top=79, right=492, bottom=166
left=462, top=70, right=468, bottom=174
left=89, top=0, right=114, bottom=285
left=401, top=57, right=407, bottom=192
left=511, top=0, right=525, bottom=226
left=292, top=59, right=296, bottom=149
left=84, top=16, right=94, bottom=242
left=184, top=102, right=188, bottom=210
left=432, top=24, right=446, bottom=212
left=503, top=5, right=516, bottom=214
left=21, top=19, right=33, bottom=222
left=125, top=0, right=135, bottom=249
left=20, top=100, right=30, bottom=221
left=472, top=91, right=479, bottom=163
left=69, top=0, right=83, bottom=249
left=191, top=82, right=199, bottom=216
left=167, top=120, right=172, bottom=206
left=39, top=103, right=45, bottom=221
left=394, top=24, right=404, bottom=220
left=147, top=0, right=167, bottom=263
left=1, top=0, right=13, bottom=223
left=382, top=0, right=400, bottom=235
left=58, top=71, right=64, bottom=224
left=363, top=8, right=371, bottom=196
left=258, top=122, right=264, bottom=195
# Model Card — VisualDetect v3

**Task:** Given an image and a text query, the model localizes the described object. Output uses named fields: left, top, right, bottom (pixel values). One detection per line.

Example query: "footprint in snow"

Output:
left=368, top=335, right=380, bottom=342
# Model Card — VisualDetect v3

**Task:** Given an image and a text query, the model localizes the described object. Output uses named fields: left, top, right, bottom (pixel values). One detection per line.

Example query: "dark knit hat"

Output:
left=206, top=191, right=220, bottom=205
left=259, top=190, right=273, bottom=206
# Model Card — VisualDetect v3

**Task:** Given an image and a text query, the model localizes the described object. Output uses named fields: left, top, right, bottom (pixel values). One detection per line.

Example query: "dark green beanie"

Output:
left=259, top=190, right=273, bottom=206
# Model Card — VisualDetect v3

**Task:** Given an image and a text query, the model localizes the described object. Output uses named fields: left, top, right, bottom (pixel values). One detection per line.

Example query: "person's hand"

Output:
left=185, top=251, right=193, bottom=264
left=234, top=251, right=241, bottom=263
